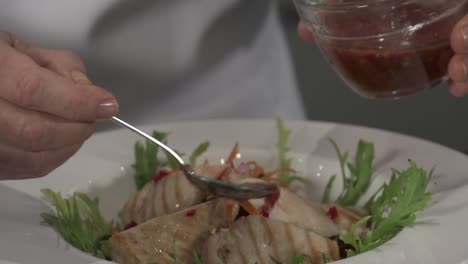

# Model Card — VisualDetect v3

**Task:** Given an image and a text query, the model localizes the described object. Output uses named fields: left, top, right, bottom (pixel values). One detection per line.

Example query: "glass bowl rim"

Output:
left=296, top=0, right=414, bottom=9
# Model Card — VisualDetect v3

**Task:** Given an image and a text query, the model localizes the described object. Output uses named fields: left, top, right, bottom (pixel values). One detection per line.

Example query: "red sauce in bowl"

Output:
left=319, top=40, right=453, bottom=98
left=310, top=1, right=467, bottom=98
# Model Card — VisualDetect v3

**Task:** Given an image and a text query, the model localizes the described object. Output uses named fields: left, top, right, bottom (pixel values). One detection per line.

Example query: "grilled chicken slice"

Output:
left=321, top=204, right=369, bottom=237
left=110, top=199, right=239, bottom=264
left=202, top=215, right=340, bottom=264
left=120, top=163, right=228, bottom=224
left=236, top=178, right=340, bottom=237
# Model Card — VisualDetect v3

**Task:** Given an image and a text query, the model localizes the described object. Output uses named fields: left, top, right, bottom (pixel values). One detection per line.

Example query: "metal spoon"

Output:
left=111, top=116, right=278, bottom=200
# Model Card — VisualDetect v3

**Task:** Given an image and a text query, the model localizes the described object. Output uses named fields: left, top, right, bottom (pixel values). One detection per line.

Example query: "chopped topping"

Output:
left=124, top=221, right=138, bottom=230
left=263, top=168, right=297, bottom=181
left=235, top=206, right=250, bottom=220
left=260, top=207, right=270, bottom=218
left=226, top=143, right=239, bottom=164
left=225, top=199, right=235, bottom=224
left=246, top=161, right=264, bottom=177
left=216, top=167, right=232, bottom=181
left=153, top=170, right=170, bottom=183
left=326, top=206, right=339, bottom=220
left=234, top=162, right=249, bottom=174
left=259, top=186, right=280, bottom=218
left=185, top=209, right=197, bottom=217
left=239, top=201, right=259, bottom=215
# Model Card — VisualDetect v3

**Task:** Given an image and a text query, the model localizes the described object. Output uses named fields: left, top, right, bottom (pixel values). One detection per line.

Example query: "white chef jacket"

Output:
left=0, top=0, right=305, bottom=127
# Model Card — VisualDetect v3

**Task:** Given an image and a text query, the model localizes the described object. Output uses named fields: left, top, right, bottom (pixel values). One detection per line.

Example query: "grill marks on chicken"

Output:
left=110, top=199, right=238, bottom=264
left=120, top=164, right=227, bottom=225
left=111, top=164, right=363, bottom=264
left=202, top=215, right=340, bottom=264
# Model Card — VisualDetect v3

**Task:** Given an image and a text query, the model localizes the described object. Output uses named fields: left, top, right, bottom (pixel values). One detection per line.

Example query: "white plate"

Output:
left=1, top=119, right=468, bottom=264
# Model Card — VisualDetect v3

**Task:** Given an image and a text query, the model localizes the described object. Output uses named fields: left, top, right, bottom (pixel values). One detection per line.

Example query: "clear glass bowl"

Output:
left=293, top=0, right=468, bottom=99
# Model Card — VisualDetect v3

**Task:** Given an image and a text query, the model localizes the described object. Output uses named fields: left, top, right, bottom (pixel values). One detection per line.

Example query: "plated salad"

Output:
left=40, top=119, right=433, bottom=264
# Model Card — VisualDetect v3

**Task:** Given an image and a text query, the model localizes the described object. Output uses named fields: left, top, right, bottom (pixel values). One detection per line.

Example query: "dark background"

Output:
left=277, top=1, right=468, bottom=154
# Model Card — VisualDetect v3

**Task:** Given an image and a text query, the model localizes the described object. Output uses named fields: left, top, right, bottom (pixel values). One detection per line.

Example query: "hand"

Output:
left=297, top=21, right=314, bottom=44
left=297, top=17, right=468, bottom=97
left=449, top=14, right=468, bottom=97
left=0, top=32, right=118, bottom=180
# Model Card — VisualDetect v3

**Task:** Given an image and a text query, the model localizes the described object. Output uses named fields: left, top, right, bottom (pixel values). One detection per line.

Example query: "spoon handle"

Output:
left=110, top=116, right=186, bottom=165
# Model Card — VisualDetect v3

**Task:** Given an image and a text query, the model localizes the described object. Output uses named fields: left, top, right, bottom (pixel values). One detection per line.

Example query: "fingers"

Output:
left=23, top=48, right=87, bottom=79
left=448, top=80, right=468, bottom=97
left=0, top=98, right=95, bottom=151
left=0, top=41, right=118, bottom=122
left=0, top=143, right=82, bottom=180
left=448, top=54, right=467, bottom=82
left=0, top=31, right=115, bottom=180
left=2, top=32, right=88, bottom=79
left=297, top=21, right=314, bottom=43
left=451, top=14, right=468, bottom=53
left=447, top=15, right=468, bottom=97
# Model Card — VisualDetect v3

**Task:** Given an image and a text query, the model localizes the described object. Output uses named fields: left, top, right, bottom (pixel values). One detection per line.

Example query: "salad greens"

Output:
left=276, top=118, right=304, bottom=184
left=340, top=161, right=433, bottom=256
left=40, top=119, right=434, bottom=263
left=133, top=131, right=209, bottom=189
left=189, top=142, right=210, bottom=167
left=323, top=139, right=374, bottom=206
left=40, top=189, right=119, bottom=259
left=133, top=131, right=169, bottom=189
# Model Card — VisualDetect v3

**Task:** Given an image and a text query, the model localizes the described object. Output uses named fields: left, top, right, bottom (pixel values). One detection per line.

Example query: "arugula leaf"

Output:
left=133, top=131, right=169, bottom=189
left=168, top=239, right=178, bottom=262
left=328, top=139, right=374, bottom=206
left=321, top=175, right=336, bottom=203
left=340, top=161, right=433, bottom=256
left=189, top=141, right=210, bottom=167
left=271, top=257, right=283, bottom=264
left=163, top=149, right=184, bottom=170
left=276, top=118, right=304, bottom=185
left=192, top=251, right=204, bottom=264
left=133, top=129, right=212, bottom=188
left=290, top=253, right=305, bottom=264
left=270, top=253, right=306, bottom=264
left=321, top=252, right=332, bottom=263
left=366, top=160, right=432, bottom=238
left=40, top=189, right=117, bottom=259
left=339, top=216, right=377, bottom=257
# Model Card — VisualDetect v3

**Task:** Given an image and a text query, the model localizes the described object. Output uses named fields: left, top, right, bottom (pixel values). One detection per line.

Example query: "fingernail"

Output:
left=461, top=25, right=468, bottom=49
left=71, top=70, right=92, bottom=84
left=97, top=99, right=119, bottom=119
left=463, top=58, right=468, bottom=80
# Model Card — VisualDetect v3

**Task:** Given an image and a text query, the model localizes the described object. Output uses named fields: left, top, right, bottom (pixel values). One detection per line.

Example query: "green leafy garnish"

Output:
left=321, top=252, right=332, bottom=263
left=339, top=216, right=377, bottom=257
left=189, top=141, right=210, bottom=167
left=321, top=175, right=336, bottom=203
left=192, top=251, right=204, bottom=264
left=133, top=131, right=169, bottom=189
left=133, top=130, right=210, bottom=189
left=290, top=253, right=305, bottom=264
left=276, top=118, right=304, bottom=185
left=340, top=161, right=433, bottom=256
left=328, top=139, right=374, bottom=206
left=271, top=253, right=307, bottom=264
left=40, top=189, right=117, bottom=259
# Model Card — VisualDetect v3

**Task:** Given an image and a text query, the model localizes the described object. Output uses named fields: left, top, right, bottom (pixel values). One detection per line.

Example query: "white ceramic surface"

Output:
left=1, top=120, right=468, bottom=264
